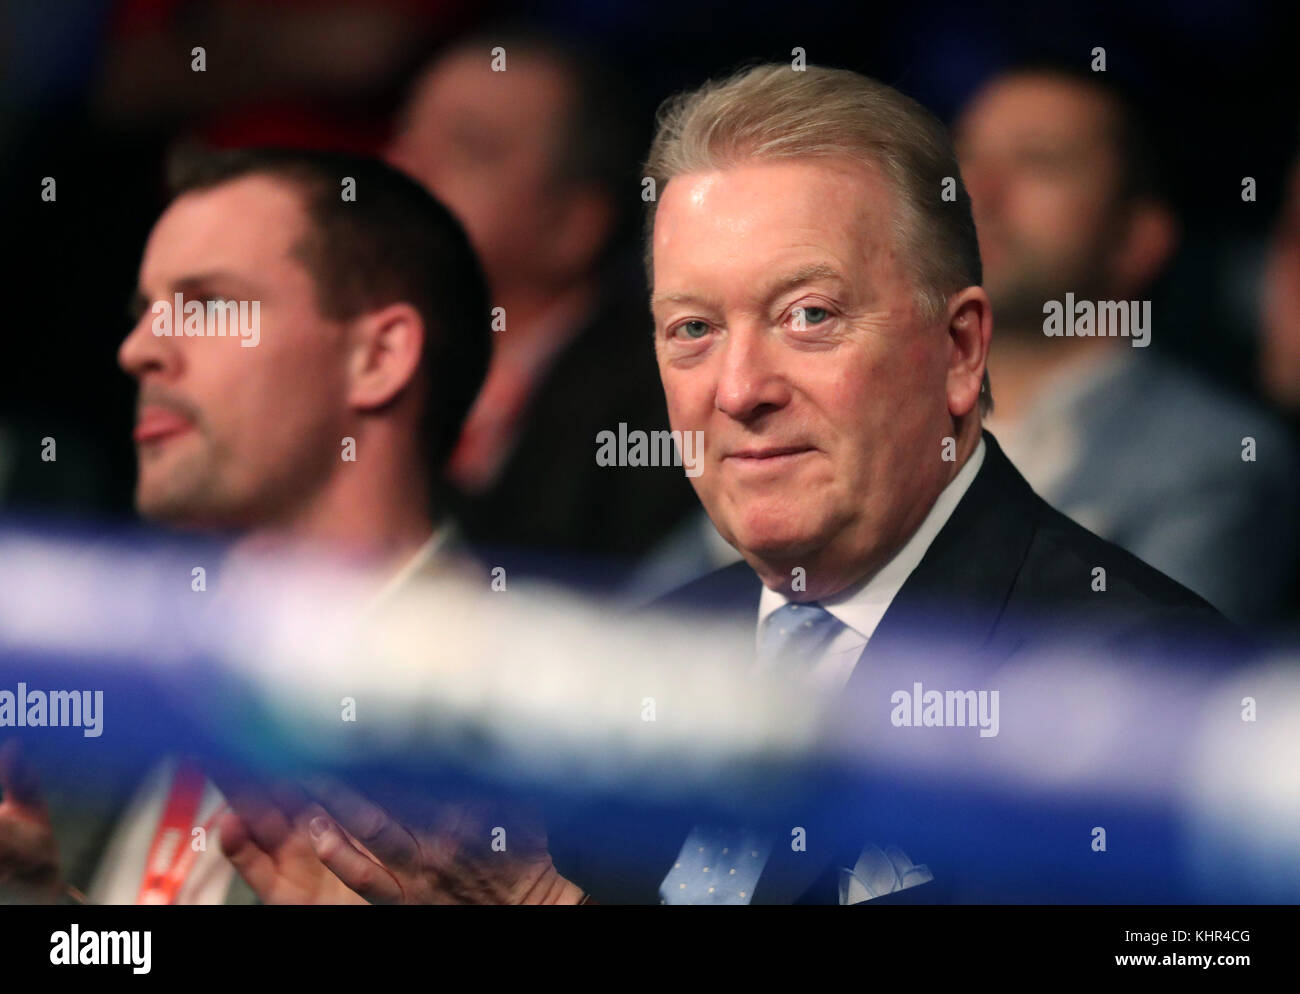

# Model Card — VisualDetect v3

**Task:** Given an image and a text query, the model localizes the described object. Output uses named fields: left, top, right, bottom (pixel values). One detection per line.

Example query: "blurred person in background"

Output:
left=0, top=147, right=491, bottom=904
left=1257, top=141, right=1300, bottom=627
left=1260, top=144, right=1300, bottom=417
left=954, top=64, right=1298, bottom=628
left=94, top=0, right=465, bottom=149
left=385, top=28, right=699, bottom=589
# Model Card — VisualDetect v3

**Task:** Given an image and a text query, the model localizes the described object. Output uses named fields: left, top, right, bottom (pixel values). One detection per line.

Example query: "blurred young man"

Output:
left=0, top=147, right=492, bottom=903
left=956, top=66, right=1297, bottom=626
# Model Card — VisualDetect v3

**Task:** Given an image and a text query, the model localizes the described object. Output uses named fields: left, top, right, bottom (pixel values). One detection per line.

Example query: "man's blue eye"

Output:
left=679, top=321, right=709, bottom=339
left=795, top=306, right=828, bottom=325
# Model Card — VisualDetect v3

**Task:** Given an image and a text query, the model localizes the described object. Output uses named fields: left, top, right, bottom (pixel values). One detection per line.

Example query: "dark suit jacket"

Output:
left=560, top=431, right=1245, bottom=904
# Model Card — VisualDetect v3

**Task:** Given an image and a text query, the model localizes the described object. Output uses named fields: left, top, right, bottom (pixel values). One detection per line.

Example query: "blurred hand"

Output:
left=216, top=775, right=367, bottom=905
left=0, top=740, right=62, bottom=902
left=303, top=776, right=583, bottom=905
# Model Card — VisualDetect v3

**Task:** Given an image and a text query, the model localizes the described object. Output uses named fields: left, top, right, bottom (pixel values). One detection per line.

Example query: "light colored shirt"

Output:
left=988, top=350, right=1132, bottom=532
left=88, top=526, right=453, bottom=905
left=756, top=438, right=986, bottom=694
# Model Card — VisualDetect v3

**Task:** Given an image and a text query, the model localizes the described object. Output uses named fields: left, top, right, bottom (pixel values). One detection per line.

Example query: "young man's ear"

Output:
left=346, top=303, right=425, bottom=411
left=944, top=286, right=993, bottom=419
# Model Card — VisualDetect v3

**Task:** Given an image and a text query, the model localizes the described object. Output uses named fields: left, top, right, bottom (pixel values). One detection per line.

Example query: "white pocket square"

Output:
left=838, top=844, right=933, bottom=904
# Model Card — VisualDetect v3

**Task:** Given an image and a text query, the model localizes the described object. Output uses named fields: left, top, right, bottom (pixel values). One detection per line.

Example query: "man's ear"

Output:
left=345, top=303, right=425, bottom=412
left=1109, top=200, right=1178, bottom=298
left=944, top=286, right=993, bottom=419
left=383, top=136, right=422, bottom=189
left=545, top=185, right=614, bottom=278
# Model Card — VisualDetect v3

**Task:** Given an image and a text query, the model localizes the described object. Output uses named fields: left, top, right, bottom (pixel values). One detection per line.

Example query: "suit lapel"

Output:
left=753, top=433, right=1041, bottom=903
left=844, top=431, right=1041, bottom=697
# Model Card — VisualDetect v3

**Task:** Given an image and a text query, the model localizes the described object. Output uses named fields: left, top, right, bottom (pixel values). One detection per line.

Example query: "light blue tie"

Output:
left=660, top=602, right=843, bottom=904
left=756, top=601, right=846, bottom=677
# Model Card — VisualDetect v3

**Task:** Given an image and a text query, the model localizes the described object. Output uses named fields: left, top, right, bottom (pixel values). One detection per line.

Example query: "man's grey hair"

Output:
left=642, top=62, right=992, bottom=415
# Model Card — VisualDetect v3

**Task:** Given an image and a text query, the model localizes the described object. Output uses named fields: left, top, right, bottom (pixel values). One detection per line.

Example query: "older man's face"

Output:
left=652, top=158, right=958, bottom=592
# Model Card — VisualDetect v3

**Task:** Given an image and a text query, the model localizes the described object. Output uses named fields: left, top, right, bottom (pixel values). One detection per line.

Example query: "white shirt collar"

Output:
left=366, top=522, right=455, bottom=612
left=757, top=437, right=986, bottom=645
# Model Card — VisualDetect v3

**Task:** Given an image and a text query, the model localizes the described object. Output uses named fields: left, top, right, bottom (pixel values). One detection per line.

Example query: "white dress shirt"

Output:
left=87, top=527, right=453, bottom=905
left=756, top=438, right=986, bottom=694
